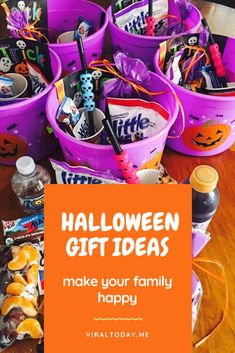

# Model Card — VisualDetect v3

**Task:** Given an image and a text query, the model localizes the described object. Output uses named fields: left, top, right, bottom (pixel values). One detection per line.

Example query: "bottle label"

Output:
left=19, top=194, right=44, bottom=212
left=192, top=219, right=211, bottom=233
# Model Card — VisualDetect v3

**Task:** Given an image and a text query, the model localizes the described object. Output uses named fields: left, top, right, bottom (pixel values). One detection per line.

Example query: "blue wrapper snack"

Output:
left=2, top=214, right=44, bottom=245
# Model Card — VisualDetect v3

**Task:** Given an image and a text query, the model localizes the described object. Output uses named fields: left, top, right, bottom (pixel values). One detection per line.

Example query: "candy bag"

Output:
left=50, top=159, right=126, bottom=184
left=99, top=51, right=155, bottom=112
left=107, top=97, right=169, bottom=143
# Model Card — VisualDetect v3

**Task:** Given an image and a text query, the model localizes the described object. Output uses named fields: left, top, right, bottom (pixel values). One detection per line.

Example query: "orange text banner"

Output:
left=45, top=184, right=192, bottom=353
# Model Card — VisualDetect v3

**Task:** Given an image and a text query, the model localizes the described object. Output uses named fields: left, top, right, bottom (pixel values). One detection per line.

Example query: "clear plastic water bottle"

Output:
left=11, top=156, right=51, bottom=214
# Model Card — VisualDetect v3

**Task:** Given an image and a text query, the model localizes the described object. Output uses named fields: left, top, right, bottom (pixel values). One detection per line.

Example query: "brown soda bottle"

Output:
left=190, top=165, right=219, bottom=233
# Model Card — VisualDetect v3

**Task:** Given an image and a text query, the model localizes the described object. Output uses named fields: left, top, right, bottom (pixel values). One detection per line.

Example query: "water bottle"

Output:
left=11, top=156, right=51, bottom=214
left=190, top=165, right=219, bottom=233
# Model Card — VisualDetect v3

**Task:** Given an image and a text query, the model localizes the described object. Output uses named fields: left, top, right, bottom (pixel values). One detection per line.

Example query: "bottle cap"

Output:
left=16, top=156, right=36, bottom=176
left=190, top=165, right=219, bottom=193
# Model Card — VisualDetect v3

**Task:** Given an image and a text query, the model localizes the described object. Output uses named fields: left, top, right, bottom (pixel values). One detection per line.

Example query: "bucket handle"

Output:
left=167, top=90, right=185, bottom=139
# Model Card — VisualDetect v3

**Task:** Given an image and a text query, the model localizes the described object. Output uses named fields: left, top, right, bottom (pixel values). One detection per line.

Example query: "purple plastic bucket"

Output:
left=154, top=35, right=235, bottom=156
left=47, top=0, right=108, bottom=75
left=0, top=49, right=61, bottom=166
left=46, top=72, right=179, bottom=177
left=107, top=2, right=201, bottom=68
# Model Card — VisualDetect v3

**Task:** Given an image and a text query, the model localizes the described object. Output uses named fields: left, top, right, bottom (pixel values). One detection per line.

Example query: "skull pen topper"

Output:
left=188, top=36, right=198, bottom=46
left=75, top=35, right=95, bottom=136
left=18, top=1, right=25, bottom=11
left=146, top=0, right=155, bottom=36
left=91, top=70, right=102, bottom=91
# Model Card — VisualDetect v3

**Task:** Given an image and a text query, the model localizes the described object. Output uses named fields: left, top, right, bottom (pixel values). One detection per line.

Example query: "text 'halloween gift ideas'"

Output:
left=45, top=185, right=192, bottom=353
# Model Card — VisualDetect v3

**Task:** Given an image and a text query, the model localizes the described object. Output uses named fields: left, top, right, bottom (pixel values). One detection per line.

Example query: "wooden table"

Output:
left=1, top=1, right=235, bottom=352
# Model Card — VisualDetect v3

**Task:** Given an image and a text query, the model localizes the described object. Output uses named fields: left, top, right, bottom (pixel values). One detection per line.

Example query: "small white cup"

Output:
left=76, top=107, right=105, bottom=144
left=136, top=169, right=163, bottom=184
left=57, top=31, right=74, bottom=44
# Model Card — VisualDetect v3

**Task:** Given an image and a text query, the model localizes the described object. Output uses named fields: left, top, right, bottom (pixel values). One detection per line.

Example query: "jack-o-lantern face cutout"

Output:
left=15, top=62, right=29, bottom=76
left=182, top=122, right=231, bottom=151
left=0, top=134, right=28, bottom=163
